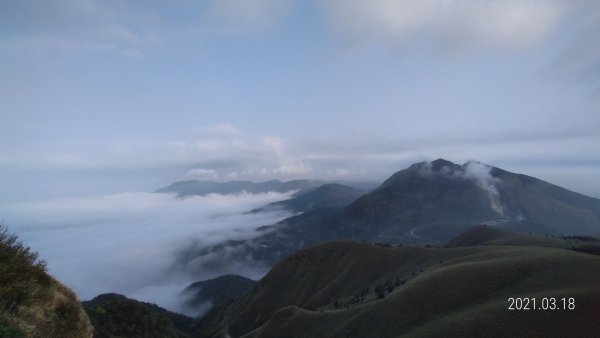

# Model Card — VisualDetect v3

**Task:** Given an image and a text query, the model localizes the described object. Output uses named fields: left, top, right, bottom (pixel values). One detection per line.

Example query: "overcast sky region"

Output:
left=1, top=0, right=600, bottom=200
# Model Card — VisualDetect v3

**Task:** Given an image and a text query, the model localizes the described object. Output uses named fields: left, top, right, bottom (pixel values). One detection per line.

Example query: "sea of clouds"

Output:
left=0, top=191, right=294, bottom=315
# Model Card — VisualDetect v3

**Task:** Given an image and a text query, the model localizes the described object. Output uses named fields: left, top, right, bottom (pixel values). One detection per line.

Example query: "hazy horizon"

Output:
left=1, top=0, right=600, bottom=203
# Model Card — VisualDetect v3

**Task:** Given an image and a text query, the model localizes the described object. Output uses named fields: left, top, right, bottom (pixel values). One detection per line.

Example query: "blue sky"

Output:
left=1, top=0, right=600, bottom=200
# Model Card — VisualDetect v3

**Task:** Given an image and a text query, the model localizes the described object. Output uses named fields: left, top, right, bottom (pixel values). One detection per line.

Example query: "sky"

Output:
left=2, top=0, right=600, bottom=201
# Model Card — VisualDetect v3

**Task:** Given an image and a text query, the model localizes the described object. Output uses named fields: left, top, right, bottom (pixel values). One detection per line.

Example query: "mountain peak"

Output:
left=407, top=158, right=459, bottom=173
left=430, top=158, right=458, bottom=170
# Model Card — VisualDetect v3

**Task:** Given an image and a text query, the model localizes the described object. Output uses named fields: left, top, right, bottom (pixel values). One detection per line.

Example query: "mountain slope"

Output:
left=248, top=251, right=600, bottom=338
left=252, top=183, right=364, bottom=213
left=0, top=225, right=92, bottom=338
left=446, top=225, right=568, bottom=248
left=225, top=241, right=494, bottom=336
left=184, top=275, right=256, bottom=309
left=342, top=159, right=600, bottom=237
left=217, top=232, right=600, bottom=337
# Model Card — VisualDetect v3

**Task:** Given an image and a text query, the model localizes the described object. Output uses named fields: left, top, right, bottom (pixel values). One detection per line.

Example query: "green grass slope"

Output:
left=447, top=225, right=568, bottom=248
left=225, top=241, right=518, bottom=336
left=0, top=225, right=92, bottom=338
left=219, top=232, right=600, bottom=337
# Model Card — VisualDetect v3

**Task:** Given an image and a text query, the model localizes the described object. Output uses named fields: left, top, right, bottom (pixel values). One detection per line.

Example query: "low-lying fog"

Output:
left=0, top=191, right=294, bottom=315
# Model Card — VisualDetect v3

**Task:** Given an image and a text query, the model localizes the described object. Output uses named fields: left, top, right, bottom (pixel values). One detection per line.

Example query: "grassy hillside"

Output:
left=225, top=241, right=501, bottom=335
left=216, top=230, right=600, bottom=337
left=0, top=225, right=92, bottom=338
left=446, top=225, right=568, bottom=248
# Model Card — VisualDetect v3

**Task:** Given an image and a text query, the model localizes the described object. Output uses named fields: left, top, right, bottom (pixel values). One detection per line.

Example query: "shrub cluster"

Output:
left=0, top=224, right=50, bottom=313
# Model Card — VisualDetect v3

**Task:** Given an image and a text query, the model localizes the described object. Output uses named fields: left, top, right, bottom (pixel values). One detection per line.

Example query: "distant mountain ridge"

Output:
left=182, top=159, right=600, bottom=271
left=155, top=179, right=327, bottom=197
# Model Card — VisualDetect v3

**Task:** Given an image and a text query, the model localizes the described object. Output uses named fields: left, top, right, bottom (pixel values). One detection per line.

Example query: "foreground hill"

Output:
left=83, top=293, right=194, bottom=338
left=0, top=225, right=92, bottom=338
left=210, top=228, right=600, bottom=337
left=446, top=224, right=569, bottom=248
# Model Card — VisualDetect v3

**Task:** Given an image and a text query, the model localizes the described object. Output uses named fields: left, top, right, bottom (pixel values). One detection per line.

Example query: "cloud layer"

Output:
left=0, top=191, right=294, bottom=314
left=1, top=0, right=592, bottom=54
left=321, top=0, right=567, bottom=50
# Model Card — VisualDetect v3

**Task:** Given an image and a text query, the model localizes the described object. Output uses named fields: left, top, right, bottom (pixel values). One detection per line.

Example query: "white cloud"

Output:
left=327, top=167, right=367, bottom=178
left=320, top=0, right=568, bottom=50
left=210, top=123, right=242, bottom=135
left=169, top=127, right=286, bottom=166
left=166, top=127, right=318, bottom=180
left=184, top=161, right=314, bottom=182
left=1, top=191, right=295, bottom=314
left=273, top=161, right=313, bottom=175
left=462, top=162, right=505, bottom=216
left=329, top=168, right=353, bottom=178
left=185, top=168, right=219, bottom=180
left=223, top=171, right=240, bottom=180
left=260, top=137, right=285, bottom=155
